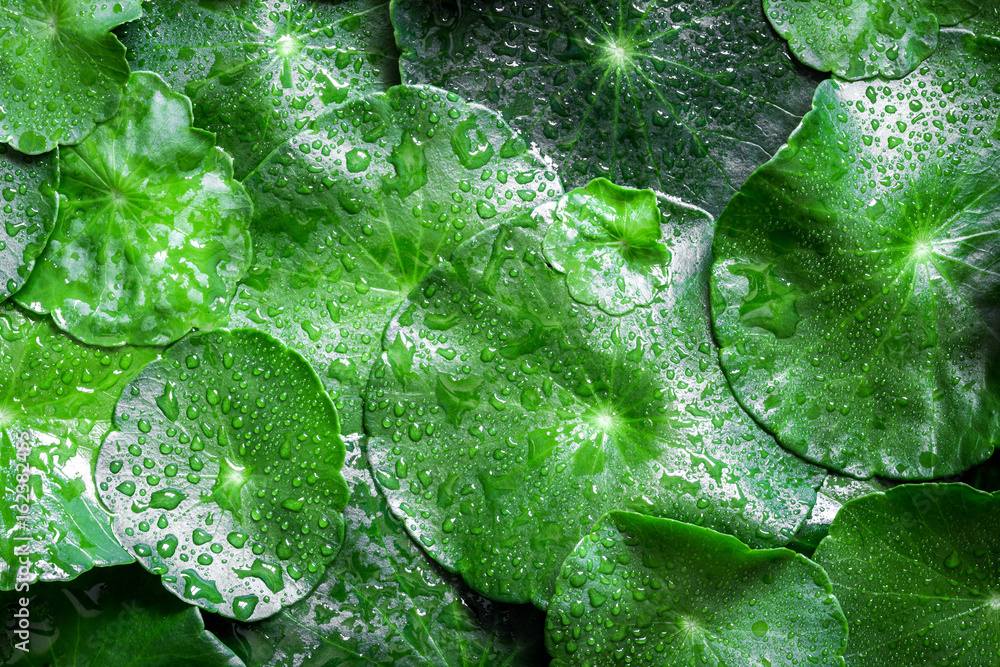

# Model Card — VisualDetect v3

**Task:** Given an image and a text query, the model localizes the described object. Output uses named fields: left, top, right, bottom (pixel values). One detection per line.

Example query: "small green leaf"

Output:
left=120, top=0, right=398, bottom=179
left=1, top=565, right=241, bottom=666
left=546, top=511, right=847, bottom=666
left=230, top=84, right=562, bottom=434
left=392, top=0, right=821, bottom=214
left=14, top=72, right=253, bottom=347
left=814, top=484, right=1000, bottom=667
left=765, top=0, right=983, bottom=80
left=95, top=329, right=348, bottom=621
left=0, top=145, right=56, bottom=302
left=711, top=31, right=1000, bottom=479
left=365, top=186, right=824, bottom=607
left=0, top=0, right=142, bottom=153
left=0, top=305, right=158, bottom=590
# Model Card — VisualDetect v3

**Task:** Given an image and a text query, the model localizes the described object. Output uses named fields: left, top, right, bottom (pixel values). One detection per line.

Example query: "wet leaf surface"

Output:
left=0, top=145, right=56, bottom=303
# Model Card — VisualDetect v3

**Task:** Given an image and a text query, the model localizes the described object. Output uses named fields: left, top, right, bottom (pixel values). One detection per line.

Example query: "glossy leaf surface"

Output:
left=814, top=484, right=1000, bottom=666
left=95, top=329, right=348, bottom=621
left=230, top=84, right=561, bottom=434
left=711, top=31, right=1000, bottom=479
left=216, top=435, right=548, bottom=666
left=1, top=565, right=241, bottom=666
left=120, top=0, right=398, bottom=179
left=547, top=511, right=847, bottom=666
left=392, top=0, right=820, bottom=215
left=14, top=72, right=253, bottom=347
left=765, top=0, right=982, bottom=80
left=365, top=185, right=824, bottom=607
left=0, top=306, right=157, bottom=590
left=0, top=145, right=56, bottom=302
left=0, top=0, right=142, bottom=154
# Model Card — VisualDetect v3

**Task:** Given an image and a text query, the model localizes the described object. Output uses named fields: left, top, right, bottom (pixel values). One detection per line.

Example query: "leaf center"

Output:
left=599, top=36, right=636, bottom=71
left=275, top=34, right=303, bottom=59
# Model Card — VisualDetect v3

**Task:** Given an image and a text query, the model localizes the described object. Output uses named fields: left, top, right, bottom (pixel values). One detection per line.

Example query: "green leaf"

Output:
left=1, top=564, right=242, bottom=666
left=764, top=0, right=983, bottom=81
left=0, top=0, right=142, bottom=154
left=543, top=178, right=670, bottom=315
left=211, top=435, right=548, bottom=666
left=787, top=473, right=888, bottom=554
left=229, top=84, right=562, bottom=434
left=711, top=31, right=1000, bottom=479
left=391, top=0, right=820, bottom=215
left=546, top=511, right=847, bottom=667
left=119, top=0, right=398, bottom=179
left=0, top=145, right=56, bottom=302
left=0, top=305, right=158, bottom=590
left=14, top=71, right=253, bottom=347
left=813, top=484, right=1000, bottom=666
left=364, top=183, right=825, bottom=607
left=94, top=329, right=348, bottom=621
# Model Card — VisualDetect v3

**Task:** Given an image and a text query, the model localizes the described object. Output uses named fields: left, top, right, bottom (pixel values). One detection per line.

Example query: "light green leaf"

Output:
left=364, top=184, right=825, bottom=607
left=814, top=484, right=1000, bottom=667
left=0, top=0, right=142, bottom=154
left=14, top=71, right=253, bottom=347
left=1, top=564, right=242, bottom=666
left=0, top=145, right=56, bottom=302
left=229, top=84, right=562, bottom=434
left=392, top=0, right=821, bottom=215
left=120, top=0, right=398, bottom=179
left=546, top=511, right=847, bottom=667
left=95, top=329, right=348, bottom=621
left=213, top=435, right=548, bottom=666
left=711, top=31, right=1000, bottom=479
left=764, top=0, right=983, bottom=81
left=0, top=305, right=158, bottom=590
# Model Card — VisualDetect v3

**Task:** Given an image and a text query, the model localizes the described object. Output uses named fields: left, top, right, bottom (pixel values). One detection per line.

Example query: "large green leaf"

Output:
left=94, top=329, right=348, bottom=621
left=14, top=71, right=253, bottom=347
left=546, top=511, right=847, bottom=666
left=711, top=30, right=1000, bottom=479
left=120, top=0, right=398, bottom=179
left=0, top=0, right=142, bottom=154
left=230, top=84, right=562, bottom=434
left=0, top=145, right=56, bottom=302
left=212, top=435, right=548, bottom=666
left=764, top=0, right=982, bottom=81
left=392, top=0, right=821, bottom=215
left=1, top=565, right=242, bottom=666
left=0, top=305, right=158, bottom=590
left=364, top=182, right=825, bottom=608
left=813, top=484, right=1000, bottom=666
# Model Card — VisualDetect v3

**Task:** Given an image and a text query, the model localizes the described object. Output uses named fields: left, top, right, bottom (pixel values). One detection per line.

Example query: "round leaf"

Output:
left=364, top=184, right=825, bottom=607
left=1, top=565, right=241, bottom=666
left=229, top=84, right=562, bottom=433
left=764, top=0, right=983, bottom=81
left=0, top=0, right=142, bottom=154
left=0, top=305, right=158, bottom=590
left=95, top=329, right=349, bottom=621
left=214, top=435, right=549, bottom=666
left=120, top=0, right=398, bottom=179
left=813, top=484, right=1000, bottom=666
left=14, top=72, right=253, bottom=347
left=392, top=0, right=821, bottom=215
left=547, top=511, right=847, bottom=666
left=711, top=31, right=1000, bottom=479
left=0, top=145, right=56, bottom=302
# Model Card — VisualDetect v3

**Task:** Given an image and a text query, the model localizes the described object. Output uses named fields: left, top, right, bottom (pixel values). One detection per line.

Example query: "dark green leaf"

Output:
left=365, top=183, right=825, bottom=607
left=120, top=0, right=398, bottom=179
left=94, top=329, right=348, bottom=621
left=711, top=31, right=1000, bottom=479
left=0, top=145, right=56, bottom=302
left=14, top=72, right=253, bottom=347
left=814, top=484, right=1000, bottom=666
left=392, top=0, right=821, bottom=214
left=546, top=511, right=847, bottom=666
left=0, top=0, right=142, bottom=154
